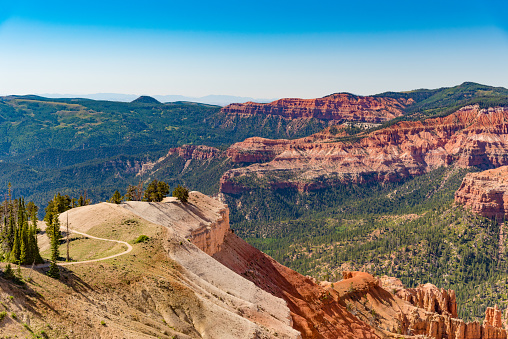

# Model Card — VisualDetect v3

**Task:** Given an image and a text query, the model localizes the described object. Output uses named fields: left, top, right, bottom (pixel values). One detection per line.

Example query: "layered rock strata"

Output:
left=124, top=192, right=379, bottom=338
left=213, top=233, right=379, bottom=339
left=220, top=106, right=508, bottom=193
left=455, top=166, right=508, bottom=220
left=221, top=94, right=410, bottom=123
left=120, top=191, right=508, bottom=338
left=138, top=145, right=224, bottom=176
left=328, top=271, right=507, bottom=339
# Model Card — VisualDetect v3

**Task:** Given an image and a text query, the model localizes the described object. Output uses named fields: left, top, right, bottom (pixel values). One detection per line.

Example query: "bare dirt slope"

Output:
left=0, top=195, right=301, bottom=338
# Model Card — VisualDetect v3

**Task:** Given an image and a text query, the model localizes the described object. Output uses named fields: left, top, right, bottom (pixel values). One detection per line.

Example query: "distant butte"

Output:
left=131, top=95, right=161, bottom=104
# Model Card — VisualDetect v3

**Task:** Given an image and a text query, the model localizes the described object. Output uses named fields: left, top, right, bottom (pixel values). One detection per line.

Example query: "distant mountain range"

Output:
left=37, top=93, right=276, bottom=106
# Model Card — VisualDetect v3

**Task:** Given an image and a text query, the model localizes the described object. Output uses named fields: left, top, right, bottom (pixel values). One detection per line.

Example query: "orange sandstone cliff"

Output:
left=455, top=166, right=508, bottom=220
left=220, top=106, right=508, bottom=193
left=326, top=272, right=507, bottom=339
left=221, top=94, right=410, bottom=123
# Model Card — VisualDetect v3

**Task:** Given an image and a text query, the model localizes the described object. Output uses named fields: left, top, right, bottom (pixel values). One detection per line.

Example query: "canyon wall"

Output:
left=122, top=192, right=508, bottom=338
left=220, top=106, right=508, bottom=193
left=221, top=94, right=409, bottom=123
left=455, top=166, right=508, bottom=220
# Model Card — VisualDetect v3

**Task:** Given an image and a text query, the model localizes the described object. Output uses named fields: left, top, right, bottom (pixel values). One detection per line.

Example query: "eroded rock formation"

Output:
left=221, top=94, right=410, bottom=123
left=220, top=106, right=508, bottom=193
left=455, top=166, right=508, bottom=220
left=397, top=283, right=458, bottom=318
left=327, top=271, right=507, bottom=339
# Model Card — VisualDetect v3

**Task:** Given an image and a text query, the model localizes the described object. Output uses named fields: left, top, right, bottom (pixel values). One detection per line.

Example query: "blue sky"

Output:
left=1, top=0, right=508, bottom=98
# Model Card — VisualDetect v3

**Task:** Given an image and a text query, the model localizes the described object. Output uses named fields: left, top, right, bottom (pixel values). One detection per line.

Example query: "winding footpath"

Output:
left=33, top=228, right=133, bottom=268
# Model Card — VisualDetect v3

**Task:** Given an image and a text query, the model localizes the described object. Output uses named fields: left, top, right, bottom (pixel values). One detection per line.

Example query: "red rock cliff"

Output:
left=328, top=272, right=507, bottom=339
left=220, top=106, right=508, bottom=193
left=455, top=166, right=508, bottom=220
left=213, top=234, right=379, bottom=339
left=221, top=94, right=410, bottom=123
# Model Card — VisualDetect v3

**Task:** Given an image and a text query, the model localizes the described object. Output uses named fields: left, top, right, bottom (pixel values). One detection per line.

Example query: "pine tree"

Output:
left=47, top=211, right=60, bottom=279
left=124, top=185, right=136, bottom=201
left=109, top=190, right=123, bottom=204
left=30, top=209, right=43, bottom=264
left=46, top=205, right=62, bottom=243
left=10, top=226, right=20, bottom=263
left=172, top=185, right=189, bottom=203
left=144, top=180, right=170, bottom=202
left=19, top=220, right=28, bottom=265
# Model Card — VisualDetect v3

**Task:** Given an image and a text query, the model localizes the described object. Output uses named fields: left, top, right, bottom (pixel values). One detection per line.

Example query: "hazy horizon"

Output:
left=1, top=1, right=507, bottom=98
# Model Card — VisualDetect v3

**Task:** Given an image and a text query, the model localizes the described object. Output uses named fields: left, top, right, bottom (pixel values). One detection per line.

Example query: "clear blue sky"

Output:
left=1, top=0, right=508, bottom=98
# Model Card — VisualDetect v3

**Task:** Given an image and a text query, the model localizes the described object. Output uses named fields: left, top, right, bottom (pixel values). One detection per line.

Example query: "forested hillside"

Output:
left=226, top=166, right=508, bottom=321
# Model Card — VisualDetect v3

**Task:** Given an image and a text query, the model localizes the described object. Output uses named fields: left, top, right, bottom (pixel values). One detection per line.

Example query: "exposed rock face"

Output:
left=455, top=166, right=508, bottom=220
left=213, top=234, right=379, bottom=339
left=124, top=193, right=378, bottom=338
left=397, top=283, right=458, bottom=318
left=122, top=193, right=302, bottom=338
left=138, top=144, right=225, bottom=176
left=124, top=193, right=230, bottom=256
left=220, top=106, right=508, bottom=193
left=328, top=271, right=507, bottom=339
left=167, top=145, right=224, bottom=161
left=221, top=94, right=409, bottom=123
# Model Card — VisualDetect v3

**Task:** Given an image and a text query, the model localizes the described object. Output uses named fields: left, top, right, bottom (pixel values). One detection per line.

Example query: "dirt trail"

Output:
left=33, top=228, right=133, bottom=268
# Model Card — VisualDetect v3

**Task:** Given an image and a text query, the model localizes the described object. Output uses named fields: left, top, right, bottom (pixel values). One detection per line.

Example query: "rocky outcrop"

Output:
left=221, top=94, right=410, bottom=123
left=213, top=234, right=379, bottom=339
left=137, top=144, right=225, bottom=176
left=121, top=193, right=302, bottom=338
left=220, top=105, right=508, bottom=193
left=397, top=283, right=458, bottom=318
left=167, top=145, right=224, bottom=161
left=124, top=192, right=230, bottom=256
left=327, top=271, right=507, bottom=339
left=455, top=166, right=508, bottom=220
left=484, top=305, right=506, bottom=339
left=124, top=193, right=378, bottom=338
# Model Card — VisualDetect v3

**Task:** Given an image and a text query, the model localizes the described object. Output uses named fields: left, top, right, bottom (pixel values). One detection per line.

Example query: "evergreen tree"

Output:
left=109, top=190, right=123, bottom=204
left=47, top=211, right=60, bottom=279
left=144, top=180, right=170, bottom=202
left=19, top=220, right=28, bottom=265
left=30, top=209, right=43, bottom=264
left=172, top=185, right=189, bottom=203
left=124, top=185, right=137, bottom=201
left=10, top=226, right=20, bottom=263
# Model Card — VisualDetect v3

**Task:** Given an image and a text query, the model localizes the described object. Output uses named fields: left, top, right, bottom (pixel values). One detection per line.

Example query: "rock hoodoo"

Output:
left=328, top=271, right=507, bottom=339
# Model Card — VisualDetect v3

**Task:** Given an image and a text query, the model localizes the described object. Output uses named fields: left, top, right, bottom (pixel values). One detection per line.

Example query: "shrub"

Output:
left=134, top=235, right=149, bottom=244
left=3, top=264, right=14, bottom=280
